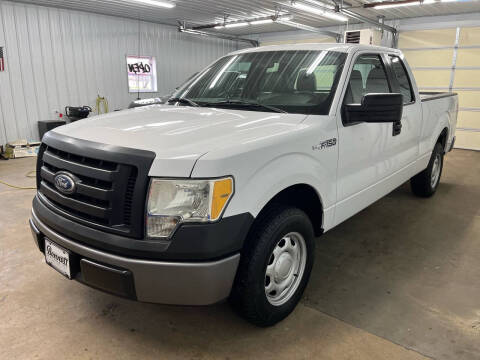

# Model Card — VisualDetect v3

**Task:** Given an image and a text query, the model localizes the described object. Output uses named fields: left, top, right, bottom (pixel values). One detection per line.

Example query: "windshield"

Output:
left=170, top=50, right=347, bottom=115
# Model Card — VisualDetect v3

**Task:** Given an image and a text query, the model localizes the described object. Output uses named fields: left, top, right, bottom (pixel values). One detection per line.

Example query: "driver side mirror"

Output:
left=343, top=93, right=403, bottom=124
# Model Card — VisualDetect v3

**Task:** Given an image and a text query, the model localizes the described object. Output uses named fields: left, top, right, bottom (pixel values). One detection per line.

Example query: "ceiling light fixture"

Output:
left=373, top=1, right=421, bottom=9
left=289, top=2, right=348, bottom=22
left=250, top=18, right=274, bottom=25
left=131, top=0, right=176, bottom=8
left=302, top=0, right=336, bottom=10
left=224, top=22, right=249, bottom=28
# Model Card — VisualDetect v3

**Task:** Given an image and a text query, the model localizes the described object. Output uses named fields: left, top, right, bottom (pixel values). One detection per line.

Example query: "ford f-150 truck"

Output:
left=30, top=43, right=458, bottom=326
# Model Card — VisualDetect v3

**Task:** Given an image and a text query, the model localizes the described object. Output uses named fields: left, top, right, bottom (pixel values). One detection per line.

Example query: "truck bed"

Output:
left=419, top=91, right=457, bottom=102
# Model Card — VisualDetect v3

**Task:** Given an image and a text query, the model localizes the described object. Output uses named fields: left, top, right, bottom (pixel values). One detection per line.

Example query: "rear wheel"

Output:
left=410, top=142, right=444, bottom=197
left=229, top=206, right=315, bottom=327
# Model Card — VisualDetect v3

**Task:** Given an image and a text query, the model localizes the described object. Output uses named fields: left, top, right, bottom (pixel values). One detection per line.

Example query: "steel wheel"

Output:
left=431, top=153, right=441, bottom=188
left=264, top=232, right=307, bottom=306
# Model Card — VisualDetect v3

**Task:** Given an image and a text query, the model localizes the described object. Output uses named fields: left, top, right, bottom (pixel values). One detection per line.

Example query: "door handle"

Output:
left=392, top=120, right=402, bottom=136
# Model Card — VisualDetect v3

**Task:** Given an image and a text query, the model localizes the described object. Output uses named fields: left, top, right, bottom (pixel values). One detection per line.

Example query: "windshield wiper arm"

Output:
left=202, top=100, right=287, bottom=114
left=167, top=97, right=199, bottom=107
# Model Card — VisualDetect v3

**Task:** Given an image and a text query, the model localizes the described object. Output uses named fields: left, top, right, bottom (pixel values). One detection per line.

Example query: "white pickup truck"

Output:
left=30, top=43, right=458, bottom=326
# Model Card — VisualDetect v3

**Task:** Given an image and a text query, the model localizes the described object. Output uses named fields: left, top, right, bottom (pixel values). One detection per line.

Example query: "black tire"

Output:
left=229, top=205, right=315, bottom=327
left=410, top=142, right=444, bottom=197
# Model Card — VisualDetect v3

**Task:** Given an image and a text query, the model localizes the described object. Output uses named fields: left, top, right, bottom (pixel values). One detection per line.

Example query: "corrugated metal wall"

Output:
left=0, top=1, right=243, bottom=144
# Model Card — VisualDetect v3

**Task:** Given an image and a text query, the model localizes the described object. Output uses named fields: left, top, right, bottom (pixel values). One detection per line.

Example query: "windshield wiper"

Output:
left=202, top=100, right=287, bottom=114
left=167, top=97, right=199, bottom=107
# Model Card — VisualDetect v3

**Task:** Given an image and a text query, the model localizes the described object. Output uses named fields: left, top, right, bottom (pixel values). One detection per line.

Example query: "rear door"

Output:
left=385, top=54, right=422, bottom=173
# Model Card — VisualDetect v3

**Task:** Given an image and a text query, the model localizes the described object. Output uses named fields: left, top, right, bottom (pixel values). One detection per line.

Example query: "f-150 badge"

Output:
left=312, top=138, right=337, bottom=151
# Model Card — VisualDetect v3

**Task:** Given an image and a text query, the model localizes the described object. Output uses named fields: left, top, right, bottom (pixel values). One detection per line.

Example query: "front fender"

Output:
left=191, top=119, right=339, bottom=230
left=239, top=152, right=332, bottom=218
left=194, top=150, right=337, bottom=231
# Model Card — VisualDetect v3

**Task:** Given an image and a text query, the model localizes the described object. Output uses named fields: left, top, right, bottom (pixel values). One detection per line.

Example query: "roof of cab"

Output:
left=229, top=43, right=401, bottom=55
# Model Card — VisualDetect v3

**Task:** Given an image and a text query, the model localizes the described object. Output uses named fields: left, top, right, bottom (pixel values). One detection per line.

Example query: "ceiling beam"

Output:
left=178, top=26, right=259, bottom=47
left=340, top=9, right=398, bottom=35
left=275, top=20, right=342, bottom=41
left=191, top=14, right=292, bottom=31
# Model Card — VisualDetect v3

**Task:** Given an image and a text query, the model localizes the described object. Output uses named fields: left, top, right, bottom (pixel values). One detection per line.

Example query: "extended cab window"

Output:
left=344, top=54, right=391, bottom=104
left=389, top=55, right=414, bottom=104
left=171, top=50, right=347, bottom=115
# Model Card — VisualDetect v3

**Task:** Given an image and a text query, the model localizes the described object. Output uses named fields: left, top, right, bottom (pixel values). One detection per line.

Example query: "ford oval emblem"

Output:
left=54, top=172, right=76, bottom=195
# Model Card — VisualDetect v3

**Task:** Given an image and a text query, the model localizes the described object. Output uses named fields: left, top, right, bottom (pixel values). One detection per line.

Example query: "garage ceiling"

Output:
left=12, top=0, right=480, bottom=35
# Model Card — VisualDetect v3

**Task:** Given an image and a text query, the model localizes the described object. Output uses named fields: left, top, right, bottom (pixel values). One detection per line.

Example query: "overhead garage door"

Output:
left=399, top=27, right=480, bottom=150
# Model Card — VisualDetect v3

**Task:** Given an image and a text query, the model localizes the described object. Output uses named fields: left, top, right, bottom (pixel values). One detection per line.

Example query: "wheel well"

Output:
left=438, top=127, right=448, bottom=151
left=254, top=184, right=323, bottom=237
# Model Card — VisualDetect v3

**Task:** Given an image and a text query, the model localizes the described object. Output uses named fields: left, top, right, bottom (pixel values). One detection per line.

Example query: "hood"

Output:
left=53, top=105, right=307, bottom=176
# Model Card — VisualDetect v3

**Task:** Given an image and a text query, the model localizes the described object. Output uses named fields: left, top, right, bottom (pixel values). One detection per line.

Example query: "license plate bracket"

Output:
left=44, top=238, right=72, bottom=279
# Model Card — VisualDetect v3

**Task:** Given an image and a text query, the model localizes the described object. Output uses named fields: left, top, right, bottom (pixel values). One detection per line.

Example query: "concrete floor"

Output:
left=0, top=149, right=479, bottom=360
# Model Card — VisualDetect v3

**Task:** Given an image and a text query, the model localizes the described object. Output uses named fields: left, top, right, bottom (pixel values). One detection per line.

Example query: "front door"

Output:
left=334, top=52, right=399, bottom=226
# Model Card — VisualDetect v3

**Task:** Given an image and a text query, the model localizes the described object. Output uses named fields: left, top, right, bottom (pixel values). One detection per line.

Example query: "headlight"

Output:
left=146, top=177, right=234, bottom=238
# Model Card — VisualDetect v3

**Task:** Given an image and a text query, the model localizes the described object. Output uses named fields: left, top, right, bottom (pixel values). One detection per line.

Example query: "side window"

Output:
left=389, top=55, right=414, bottom=104
left=344, top=54, right=390, bottom=104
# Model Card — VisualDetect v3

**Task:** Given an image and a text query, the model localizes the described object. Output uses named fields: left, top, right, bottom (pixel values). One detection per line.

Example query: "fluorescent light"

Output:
left=225, top=22, right=249, bottom=28
left=131, top=0, right=175, bottom=8
left=303, top=0, right=336, bottom=10
left=214, top=25, right=225, bottom=29
left=279, top=15, right=293, bottom=21
left=292, top=2, right=348, bottom=22
left=250, top=19, right=274, bottom=25
left=374, top=1, right=420, bottom=9
left=423, top=0, right=435, bottom=3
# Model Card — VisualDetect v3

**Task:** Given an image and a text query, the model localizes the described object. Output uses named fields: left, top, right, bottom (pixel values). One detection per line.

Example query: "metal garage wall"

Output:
left=399, top=26, right=480, bottom=150
left=0, top=1, right=243, bottom=145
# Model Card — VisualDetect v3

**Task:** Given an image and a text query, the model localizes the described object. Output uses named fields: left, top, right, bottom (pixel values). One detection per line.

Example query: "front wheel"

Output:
left=229, top=206, right=315, bottom=327
left=410, top=142, right=444, bottom=197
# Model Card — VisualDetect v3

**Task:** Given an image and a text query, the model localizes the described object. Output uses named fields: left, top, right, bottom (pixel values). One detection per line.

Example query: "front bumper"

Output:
left=33, top=194, right=253, bottom=261
left=30, top=209, right=240, bottom=305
